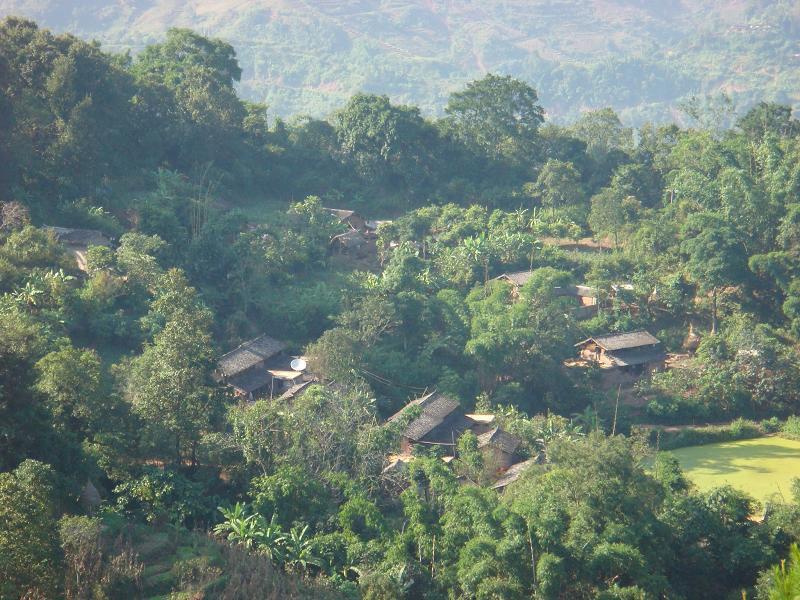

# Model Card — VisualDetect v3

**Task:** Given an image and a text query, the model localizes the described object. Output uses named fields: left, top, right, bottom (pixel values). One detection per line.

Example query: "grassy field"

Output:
left=669, top=436, right=800, bottom=504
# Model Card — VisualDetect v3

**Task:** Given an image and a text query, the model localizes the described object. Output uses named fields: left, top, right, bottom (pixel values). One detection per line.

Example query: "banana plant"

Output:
left=282, top=524, right=321, bottom=572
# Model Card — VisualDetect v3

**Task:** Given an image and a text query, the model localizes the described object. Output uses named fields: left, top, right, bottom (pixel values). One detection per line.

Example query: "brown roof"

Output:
left=496, top=271, right=534, bottom=286
left=576, top=330, right=660, bottom=352
left=388, top=391, right=463, bottom=442
left=491, top=458, right=536, bottom=490
left=218, top=335, right=286, bottom=378
left=477, top=427, right=521, bottom=455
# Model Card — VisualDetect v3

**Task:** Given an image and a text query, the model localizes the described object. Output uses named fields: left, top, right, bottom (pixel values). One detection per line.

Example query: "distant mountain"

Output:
left=2, top=0, right=799, bottom=123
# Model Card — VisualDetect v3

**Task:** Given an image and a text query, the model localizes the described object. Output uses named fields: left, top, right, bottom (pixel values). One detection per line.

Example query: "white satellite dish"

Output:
left=290, top=358, right=307, bottom=372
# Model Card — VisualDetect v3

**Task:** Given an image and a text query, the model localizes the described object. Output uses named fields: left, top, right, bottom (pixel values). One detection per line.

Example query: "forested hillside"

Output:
left=1, top=0, right=799, bottom=122
left=6, top=15, right=800, bottom=600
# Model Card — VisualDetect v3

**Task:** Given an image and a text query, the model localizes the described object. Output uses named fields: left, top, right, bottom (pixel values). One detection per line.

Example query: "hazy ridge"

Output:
left=1, top=1, right=799, bottom=122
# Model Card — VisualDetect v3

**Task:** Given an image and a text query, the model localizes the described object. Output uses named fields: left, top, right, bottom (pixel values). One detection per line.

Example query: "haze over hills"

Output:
left=1, top=0, right=799, bottom=123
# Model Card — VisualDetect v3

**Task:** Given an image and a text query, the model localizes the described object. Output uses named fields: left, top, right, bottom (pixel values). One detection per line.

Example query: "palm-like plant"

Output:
left=769, top=544, right=800, bottom=599
left=462, top=233, right=491, bottom=285
left=11, top=281, right=45, bottom=310
left=214, top=503, right=262, bottom=549
left=283, top=524, right=321, bottom=572
left=253, top=514, right=286, bottom=562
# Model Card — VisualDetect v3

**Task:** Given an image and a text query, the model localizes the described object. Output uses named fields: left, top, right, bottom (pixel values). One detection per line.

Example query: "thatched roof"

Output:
left=576, top=330, right=660, bottom=352
left=388, top=391, right=463, bottom=442
left=477, top=427, right=521, bottom=455
left=218, top=335, right=286, bottom=378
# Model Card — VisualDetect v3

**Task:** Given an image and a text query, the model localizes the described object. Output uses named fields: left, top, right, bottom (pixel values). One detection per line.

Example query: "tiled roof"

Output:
left=607, top=346, right=667, bottom=367
left=553, top=284, right=597, bottom=298
left=388, top=391, right=462, bottom=441
left=496, top=270, right=534, bottom=286
left=477, top=427, right=521, bottom=455
left=577, top=330, right=660, bottom=352
left=491, top=458, right=536, bottom=490
left=218, top=335, right=286, bottom=378
left=228, top=369, right=272, bottom=394
left=277, top=380, right=317, bottom=402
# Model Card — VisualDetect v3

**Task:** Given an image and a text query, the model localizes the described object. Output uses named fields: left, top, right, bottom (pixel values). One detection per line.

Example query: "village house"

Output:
left=387, top=392, right=502, bottom=453
left=575, top=330, right=666, bottom=373
left=476, top=427, right=522, bottom=470
left=215, top=334, right=309, bottom=401
left=45, top=226, right=111, bottom=272
left=387, top=391, right=475, bottom=454
left=494, top=270, right=535, bottom=293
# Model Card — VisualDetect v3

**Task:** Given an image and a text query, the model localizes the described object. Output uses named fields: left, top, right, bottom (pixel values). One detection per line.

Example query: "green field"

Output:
left=669, top=437, right=800, bottom=504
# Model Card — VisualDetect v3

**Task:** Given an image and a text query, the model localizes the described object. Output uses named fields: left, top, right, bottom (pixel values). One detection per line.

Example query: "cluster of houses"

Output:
left=494, top=269, right=636, bottom=319
left=44, top=221, right=667, bottom=494
left=383, top=390, right=535, bottom=491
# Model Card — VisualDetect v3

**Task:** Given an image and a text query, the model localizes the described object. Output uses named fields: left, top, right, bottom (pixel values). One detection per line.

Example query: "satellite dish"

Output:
left=290, top=358, right=307, bottom=372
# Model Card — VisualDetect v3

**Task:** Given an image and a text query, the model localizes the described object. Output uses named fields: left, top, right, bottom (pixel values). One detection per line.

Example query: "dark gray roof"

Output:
left=607, top=347, right=667, bottom=367
left=477, top=427, right=521, bottom=455
left=388, top=391, right=462, bottom=442
left=218, top=335, right=286, bottom=378
left=277, top=380, right=317, bottom=402
left=491, top=458, right=536, bottom=490
left=554, top=284, right=597, bottom=298
left=576, top=330, right=660, bottom=352
left=496, top=271, right=534, bottom=286
left=228, top=369, right=272, bottom=394
left=45, top=226, right=110, bottom=247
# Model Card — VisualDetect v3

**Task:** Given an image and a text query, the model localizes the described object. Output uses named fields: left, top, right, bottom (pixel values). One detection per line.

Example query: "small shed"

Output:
left=575, top=330, right=666, bottom=372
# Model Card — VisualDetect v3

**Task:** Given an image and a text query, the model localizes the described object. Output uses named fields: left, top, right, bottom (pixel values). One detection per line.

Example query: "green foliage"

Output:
left=0, top=460, right=62, bottom=599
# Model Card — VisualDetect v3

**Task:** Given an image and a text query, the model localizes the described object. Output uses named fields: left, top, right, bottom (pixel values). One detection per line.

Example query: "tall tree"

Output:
left=443, top=74, right=544, bottom=166
left=126, top=269, right=219, bottom=466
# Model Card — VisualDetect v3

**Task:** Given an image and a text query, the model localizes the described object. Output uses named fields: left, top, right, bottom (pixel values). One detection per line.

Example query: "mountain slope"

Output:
left=1, top=0, right=799, bottom=122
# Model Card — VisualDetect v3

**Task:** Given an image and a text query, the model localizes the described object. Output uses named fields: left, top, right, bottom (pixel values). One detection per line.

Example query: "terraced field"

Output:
left=670, top=436, right=800, bottom=504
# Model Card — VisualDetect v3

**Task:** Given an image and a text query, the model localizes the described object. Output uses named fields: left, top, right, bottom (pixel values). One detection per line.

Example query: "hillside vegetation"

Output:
left=1, top=0, right=799, bottom=121
left=6, top=14, right=800, bottom=600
